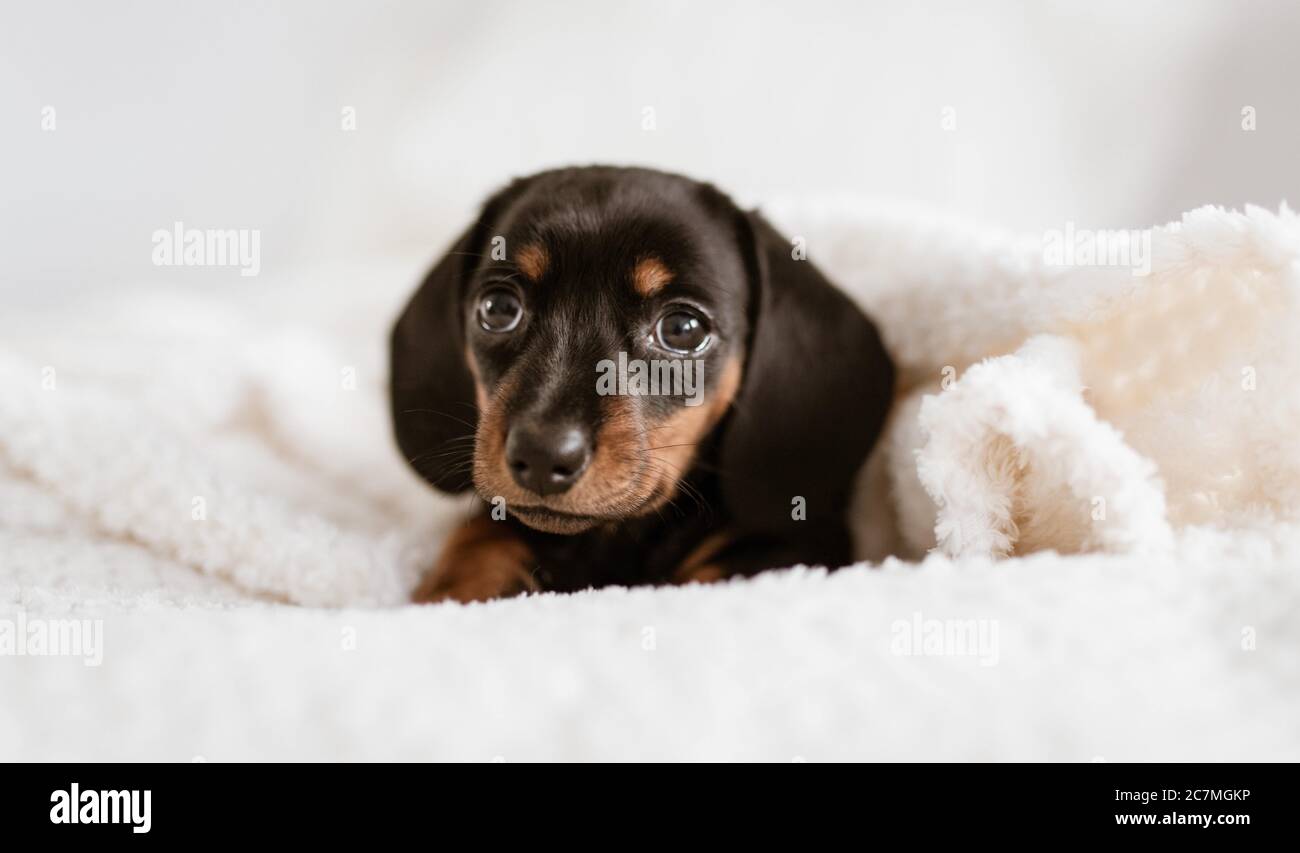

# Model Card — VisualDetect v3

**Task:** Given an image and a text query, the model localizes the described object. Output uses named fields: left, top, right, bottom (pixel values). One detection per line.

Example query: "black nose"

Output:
left=505, top=420, right=592, bottom=496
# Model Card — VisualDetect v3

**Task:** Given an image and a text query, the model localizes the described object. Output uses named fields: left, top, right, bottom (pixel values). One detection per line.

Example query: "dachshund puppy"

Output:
left=391, top=166, right=893, bottom=602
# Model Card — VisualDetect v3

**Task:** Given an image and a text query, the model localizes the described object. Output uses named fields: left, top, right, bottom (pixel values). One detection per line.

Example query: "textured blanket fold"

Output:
left=792, top=201, right=1300, bottom=561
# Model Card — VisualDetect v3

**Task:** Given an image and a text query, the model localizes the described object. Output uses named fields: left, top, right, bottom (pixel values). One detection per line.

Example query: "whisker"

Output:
left=400, top=408, right=478, bottom=432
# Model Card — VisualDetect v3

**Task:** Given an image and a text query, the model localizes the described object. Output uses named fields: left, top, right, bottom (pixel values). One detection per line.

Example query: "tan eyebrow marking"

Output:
left=632, top=256, right=674, bottom=297
left=514, top=243, right=549, bottom=283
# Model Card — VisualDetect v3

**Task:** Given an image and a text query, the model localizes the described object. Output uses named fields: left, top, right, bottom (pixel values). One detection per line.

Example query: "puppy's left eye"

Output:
left=477, top=288, right=523, bottom=333
left=654, top=308, right=710, bottom=353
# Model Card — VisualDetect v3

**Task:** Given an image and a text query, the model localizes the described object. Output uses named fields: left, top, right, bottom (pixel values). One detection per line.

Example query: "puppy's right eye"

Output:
left=477, top=288, right=523, bottom=333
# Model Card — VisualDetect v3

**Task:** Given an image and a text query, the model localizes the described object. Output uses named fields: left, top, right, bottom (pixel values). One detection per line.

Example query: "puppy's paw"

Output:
left=671, top=530, right=733, bottom=586
left=673, top=563, right=727, bottom=585
left=414, top=516, right=539, bottom=604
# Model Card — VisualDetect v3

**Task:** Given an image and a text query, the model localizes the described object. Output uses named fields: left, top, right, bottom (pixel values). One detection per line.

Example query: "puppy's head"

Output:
left=392, top=167, right=892, bottom=537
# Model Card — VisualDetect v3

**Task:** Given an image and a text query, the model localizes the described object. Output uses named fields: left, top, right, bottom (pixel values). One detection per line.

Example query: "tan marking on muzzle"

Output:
left=470, top=355, right=743, bottom=528
left=636, top=356, right=743, bottom=511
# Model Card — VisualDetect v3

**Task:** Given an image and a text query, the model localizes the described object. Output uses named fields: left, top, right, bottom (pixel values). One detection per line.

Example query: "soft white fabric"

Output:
left=791, top=200, right=1300, bottom=562
left=2, top=203, right=1297, bottom=761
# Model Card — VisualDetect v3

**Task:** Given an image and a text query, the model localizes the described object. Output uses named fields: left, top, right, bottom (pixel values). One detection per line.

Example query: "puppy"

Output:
left=391, top=166, right=893, bottom=602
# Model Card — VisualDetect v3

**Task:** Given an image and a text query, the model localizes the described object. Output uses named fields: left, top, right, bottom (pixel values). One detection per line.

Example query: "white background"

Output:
left=2, top=0, right=1297, bottom=301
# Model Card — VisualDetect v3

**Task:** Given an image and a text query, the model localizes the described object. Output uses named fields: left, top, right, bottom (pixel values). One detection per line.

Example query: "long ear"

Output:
left=390, top=183, right=526, bottom=492
left=719, top=212, right=894, bottom=541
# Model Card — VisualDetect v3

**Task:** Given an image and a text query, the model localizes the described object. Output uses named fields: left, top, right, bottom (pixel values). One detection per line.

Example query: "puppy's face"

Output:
left=464, top=173, right=748, bottom=533
left=393, top=166, right=894, bottom=542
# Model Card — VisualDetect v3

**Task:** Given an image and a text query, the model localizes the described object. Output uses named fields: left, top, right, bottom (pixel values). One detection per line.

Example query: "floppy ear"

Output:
left=719, top=212, right=894, bottom=542
left=390, top=182, right=526, bottom=492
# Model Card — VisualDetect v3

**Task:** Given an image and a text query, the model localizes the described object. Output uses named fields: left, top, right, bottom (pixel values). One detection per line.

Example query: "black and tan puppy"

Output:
left=391, top=166, right=893, bottom=602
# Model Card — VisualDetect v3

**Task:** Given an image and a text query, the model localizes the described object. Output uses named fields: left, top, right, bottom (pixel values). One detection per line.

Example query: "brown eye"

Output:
left=654, top=309, right=710, bottom=353
left=477, top=288, right=523, bottom=333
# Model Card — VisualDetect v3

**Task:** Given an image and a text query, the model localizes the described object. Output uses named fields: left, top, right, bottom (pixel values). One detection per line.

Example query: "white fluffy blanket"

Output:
left=2, top=202, right=1298, bottom=761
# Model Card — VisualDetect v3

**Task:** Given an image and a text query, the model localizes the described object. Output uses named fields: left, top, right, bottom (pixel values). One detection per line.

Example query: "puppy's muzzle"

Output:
left=505, top=417, right=593, bottom=496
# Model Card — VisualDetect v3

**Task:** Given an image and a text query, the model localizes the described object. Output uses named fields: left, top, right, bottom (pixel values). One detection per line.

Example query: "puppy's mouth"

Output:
left=474, top=452, right=667, bottom=534
left=506, top=504, right=613, bottom=534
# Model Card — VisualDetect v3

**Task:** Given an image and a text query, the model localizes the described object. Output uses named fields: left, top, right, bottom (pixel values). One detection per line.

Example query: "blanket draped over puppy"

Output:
left=802, top=202, right=1300, bottom=563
